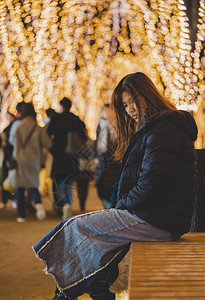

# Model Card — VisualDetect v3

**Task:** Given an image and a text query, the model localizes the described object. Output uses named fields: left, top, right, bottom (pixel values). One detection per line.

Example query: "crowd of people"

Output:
left=0, top=97, right=120, bottom=222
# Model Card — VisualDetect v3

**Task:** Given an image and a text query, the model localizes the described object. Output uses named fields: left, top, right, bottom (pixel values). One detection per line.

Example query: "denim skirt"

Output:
left=33, top=208, right=179, bottom=291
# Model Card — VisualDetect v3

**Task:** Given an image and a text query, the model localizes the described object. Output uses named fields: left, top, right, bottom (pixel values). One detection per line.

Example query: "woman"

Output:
left=33, top=72, right=197, bottom=300
left=10, top=102, right=52, bottom=222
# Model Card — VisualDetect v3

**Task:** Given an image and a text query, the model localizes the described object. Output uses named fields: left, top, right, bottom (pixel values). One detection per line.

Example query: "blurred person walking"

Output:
left=9, top=102, right=52, bottom=222
left=1, top=102, right=27, bottom=207
left=95, top=104, right=121, bottom=209
left=0, top=111, right=16, bottom=208
left=75, top=137, right=96, bottom=212
left=47, top=97, right=87, bottom=219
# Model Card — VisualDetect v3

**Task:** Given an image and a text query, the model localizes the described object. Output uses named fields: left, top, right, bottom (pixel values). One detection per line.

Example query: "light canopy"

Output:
left=0, top=0, right=204, bottom=137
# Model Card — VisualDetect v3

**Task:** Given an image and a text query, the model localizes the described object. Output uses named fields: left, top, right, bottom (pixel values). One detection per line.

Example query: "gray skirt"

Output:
left=33, top=208, right=179, bottom=291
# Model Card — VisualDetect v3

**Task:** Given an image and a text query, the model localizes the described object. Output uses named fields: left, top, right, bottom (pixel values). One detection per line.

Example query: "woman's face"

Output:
left=121, top=91, right=146, bottom=122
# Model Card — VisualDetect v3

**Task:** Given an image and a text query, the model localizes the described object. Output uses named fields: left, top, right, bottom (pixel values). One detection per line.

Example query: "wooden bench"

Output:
left=129, top=232, right=205, bottom=299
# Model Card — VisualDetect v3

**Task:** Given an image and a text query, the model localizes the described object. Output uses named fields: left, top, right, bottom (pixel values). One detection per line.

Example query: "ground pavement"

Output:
left=0, top=181, right=129, bottom=300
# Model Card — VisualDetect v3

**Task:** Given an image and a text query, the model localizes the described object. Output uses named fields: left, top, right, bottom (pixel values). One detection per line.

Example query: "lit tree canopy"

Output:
left=0, top=0, right=204, bottom=137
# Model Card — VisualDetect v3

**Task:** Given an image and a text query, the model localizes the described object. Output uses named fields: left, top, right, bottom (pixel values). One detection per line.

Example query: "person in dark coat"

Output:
left=33, top=72, right=197, bottom=300
left=47, top=97, right=87, bottom=219
left=0, top=111, right=16, bottom=208
left=95, top=104, right=121, bottom=209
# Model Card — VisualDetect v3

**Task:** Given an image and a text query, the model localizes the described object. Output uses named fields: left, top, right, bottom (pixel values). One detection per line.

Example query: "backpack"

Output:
left=65, top=117, right=87, bottom=154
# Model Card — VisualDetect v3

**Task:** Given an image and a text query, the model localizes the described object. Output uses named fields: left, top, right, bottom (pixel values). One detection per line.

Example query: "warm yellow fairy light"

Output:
left=0, top=0, right=204, bottom=135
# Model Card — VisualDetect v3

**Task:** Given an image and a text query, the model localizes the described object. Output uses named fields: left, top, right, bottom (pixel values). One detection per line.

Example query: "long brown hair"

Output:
left=111, top=72, right=176, bottom=161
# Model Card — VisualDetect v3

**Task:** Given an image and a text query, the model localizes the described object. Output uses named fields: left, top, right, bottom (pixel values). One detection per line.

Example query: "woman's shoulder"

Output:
left=141, top=110, right=197, bottom=141
left=141, top=120, right=180, bottom=147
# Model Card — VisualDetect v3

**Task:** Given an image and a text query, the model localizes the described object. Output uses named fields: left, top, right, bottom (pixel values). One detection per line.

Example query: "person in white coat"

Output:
left=9, top=102, right=52, bottom=222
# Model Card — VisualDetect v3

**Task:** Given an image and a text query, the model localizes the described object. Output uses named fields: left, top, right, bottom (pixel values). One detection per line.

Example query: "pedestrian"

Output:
left=33, top=72, right=197, bottom=300
left=47, top=97, right=87, bottom=219
left=0, top=111, right=16, bottom=208
left=94, top=104, right=121, bottom=209
left=9, top=102, right=52, bottom=222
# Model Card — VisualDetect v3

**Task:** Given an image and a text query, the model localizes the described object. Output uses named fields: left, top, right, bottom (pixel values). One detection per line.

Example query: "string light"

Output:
left=0, top=0, right=204, bottom=137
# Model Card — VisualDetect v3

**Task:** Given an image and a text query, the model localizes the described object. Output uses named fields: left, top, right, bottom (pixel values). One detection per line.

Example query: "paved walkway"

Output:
left=0, top=181, right=129, bottom=300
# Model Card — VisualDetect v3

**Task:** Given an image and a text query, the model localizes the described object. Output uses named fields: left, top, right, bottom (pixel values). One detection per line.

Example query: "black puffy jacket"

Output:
left=115, top=110, right=198, bottom=235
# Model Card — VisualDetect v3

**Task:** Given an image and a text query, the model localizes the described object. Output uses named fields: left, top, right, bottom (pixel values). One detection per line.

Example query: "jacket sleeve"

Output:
left=40, top=126, right=52, bottom=149
left=115, top=125, right=181, bottom=211
left=9, top=120, right=22, bottom=158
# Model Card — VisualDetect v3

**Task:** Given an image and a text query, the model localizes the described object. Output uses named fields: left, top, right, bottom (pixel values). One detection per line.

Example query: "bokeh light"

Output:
left=0, top=0, right=204, bottom=138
